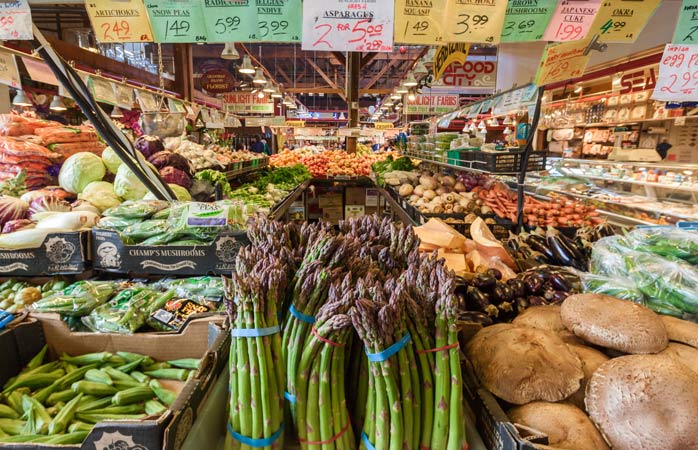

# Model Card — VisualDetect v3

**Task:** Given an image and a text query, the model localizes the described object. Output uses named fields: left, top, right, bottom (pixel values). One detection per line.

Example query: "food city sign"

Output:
left=404, top=94, right=460, bottom=115
left=435, top=60, right=497, bottom=89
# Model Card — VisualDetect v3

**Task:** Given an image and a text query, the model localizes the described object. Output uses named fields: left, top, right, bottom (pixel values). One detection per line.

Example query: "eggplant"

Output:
left=549, top=273, right=573, bottom=292
left=491, top=282, right=513, bottom=304
left=471, top=274, right=497, bottom=290
left=556, top=230, right=586, bottom=263
left=459, top=311, right=493, bottom=327
left=525, top=235, right=557, bottom=261
left=487, top=268, right=503, bottom=281
left=466, top=286, right=490, bottom=310
left=528, top=295, right=548, bottom=306
left=498, top=301, right=516, bottom=321
left=515, top=297, right=530, bottom=314
left=542, top=288, right=557, bottom=301
left=523, top=273, right=546, bottom=295
left=507, top=279, right=527, bottom=298
left=545, top=231, right=577, bottom=268
left=550, top=291, right=569, bottom=304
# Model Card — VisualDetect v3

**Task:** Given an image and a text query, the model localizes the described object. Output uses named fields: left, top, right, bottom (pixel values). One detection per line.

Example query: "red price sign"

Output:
left=652, top=44, right=698, bottom=102
left=99, top=20, right=147, bottom=42
left=86, top=0, right=153, bottom=43
left=302, top=0, right=394, bottom=52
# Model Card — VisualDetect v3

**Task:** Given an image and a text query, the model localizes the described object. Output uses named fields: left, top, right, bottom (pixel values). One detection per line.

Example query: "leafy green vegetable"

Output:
left=194, top=170, right=233, bottom=198
left=0, top=170, right=27, bottom=197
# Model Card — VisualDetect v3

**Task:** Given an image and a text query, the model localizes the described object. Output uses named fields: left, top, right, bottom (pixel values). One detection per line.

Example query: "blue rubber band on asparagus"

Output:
left=361, top=431, right=377, bottom=450
left=230, top=325, right=281, bottom=338
left=284, top=391, right=297, bottom=404
left=365, top=333, right=412, bottom=362
left=289, top=304, right=316, bottom=324
left=227, top=422, right=284, bottom=447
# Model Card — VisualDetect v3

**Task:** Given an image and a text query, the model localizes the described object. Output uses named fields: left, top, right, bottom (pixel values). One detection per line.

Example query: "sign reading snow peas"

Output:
left=394, top=0, right=447, bottom=45
left=500, top=0, right=557, bottom=42
left=535, top=38, right=591, bottom=86
left=202, top=0, right=258, bottom=43
left=86, top=0, right=153, bottom=42
left=145, top=0, right=208, bottom=43
left=589, top=0, right=660, bottom=43
left=302, top=0, right=394, bottom=52
left=0, top=0, right=32, bottom=40
left=651, top=44, right=698, bottom=102
left=444, top=0, right=508, bottom=44
left=542, top=0, right=602, bottom=42
left=673, top=0, right=698, bottom=44
left=255, top=0, right=302, bottom=42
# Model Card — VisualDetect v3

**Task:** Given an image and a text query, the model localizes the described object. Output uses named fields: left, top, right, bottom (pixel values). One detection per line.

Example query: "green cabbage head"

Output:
left=58, top=152, right=106, bottom=194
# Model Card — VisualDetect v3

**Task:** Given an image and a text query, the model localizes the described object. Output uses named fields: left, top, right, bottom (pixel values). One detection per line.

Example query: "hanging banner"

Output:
left=113, top=84, right=134, bottom=110
left=542, top=0, right=602, bottom=42
left=0, top=0, right=31, bottom=40
left=223, top=92, right=274, bottom=114
left=444, top=0, right=508, bottom=44
left=85, top=0, right=154, bottom=42
left=673, top=0, right=698, bottom=44
left=433, top=43, right=470, bottom=81
left=88, top=77, right=118, bottom=105
left=200, top=69, right=236, bottom=94
left=394, top=0, right=447, bottom=45
left=404, top=94, right=460, bottom=115
left=0, top=50, right=20, bottom=89
left=501, top=0, right=557, bottom=42
left=535, top=38, right=592, bottom=86
left=589, top=0, right=660, bottom=43
left=202, top=0, right=258, bottom=43
left=255, top=0, right=302, bottom=42
left=651, top=44, right=698, bottom=102
left=145, top=0, right=208, bottom=43
left=301, top=0, right=394, bottom=52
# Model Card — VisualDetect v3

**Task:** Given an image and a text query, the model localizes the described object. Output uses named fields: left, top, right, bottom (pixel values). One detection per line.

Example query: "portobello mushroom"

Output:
left=512, top=305, right=582, bottom=344
left=658, top=342, right=698, bottom=374
left=661, top=315, right=698, bottom=348
left=565, top=344, right=609, bottom=410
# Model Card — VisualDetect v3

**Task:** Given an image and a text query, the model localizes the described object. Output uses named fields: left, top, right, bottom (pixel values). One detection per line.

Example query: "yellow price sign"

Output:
left=433, top=43, right=470, bottom=81
left=444, top=0, right=508, bottom=44
left=374, top=122, right=393, bottom=130
left=394, top=0, right=448, bottom=45
left=86, top=0, right=153, bottom=43
left=285, top=120, right=306, bottom=127
left=535, top=39, right=592, bottom=86
left=590, top=0, right=661, bottom=43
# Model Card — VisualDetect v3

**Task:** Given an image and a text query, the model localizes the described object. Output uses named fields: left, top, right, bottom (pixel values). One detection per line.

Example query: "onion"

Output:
left=441, top=175, right=456, bottom=186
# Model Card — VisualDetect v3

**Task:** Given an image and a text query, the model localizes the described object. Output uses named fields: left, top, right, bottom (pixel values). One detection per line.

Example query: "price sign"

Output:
left=651, top=44, right=698, bottom=102
left=145, top=0, right=208, bottom=43
left=88, top=77, right=118, bottom=105
left=590, top=0, right=660, bottom=43
left=86, top=0, right=153, bottom=42
left=535, top=39, right=592, bottom=86
left=542, top=0, right=602, bottom=42
left=673, top=0, right=698, bottom=44
left=0, top=0, right=31, bottom=40
left=394, top=0, right=447, bottom=45
left=255, top=0, right=301, bottom=42
left=202, top=0, right=258, bottom=43
left=113, top=84, right=134, bottom=109
left=501, top=0, right=557, bottom=42
left=444, top=0, right=508, bottom=44
left=168, top=98, right=186, bottom=113
left=302, top=0, right=394, bottom=52
left=0, top=50, right=20, bottom=88
left=136, top=90, right=159, bottom=112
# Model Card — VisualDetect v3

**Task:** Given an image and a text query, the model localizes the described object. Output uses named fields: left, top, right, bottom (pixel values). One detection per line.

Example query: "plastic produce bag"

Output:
left=590, top=236, right=631, bottom=278
left=579, top=272, right=645, bottom=304
left=81, top=287, right=162, bottom=333
left=102, top=200, right=169, bottom=220
left=624, top=227, right=698, bottom=265
left=147, top=297, right=213, bottom=332
left=157, top=276, right=225, bottom=302
left=97, top=215, right=141, bottom=232
left=31, top=281, right=116, bottom=316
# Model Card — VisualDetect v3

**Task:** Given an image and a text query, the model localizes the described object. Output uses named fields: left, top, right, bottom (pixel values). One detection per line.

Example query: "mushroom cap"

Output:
left=466, top=323, right=583, bottom=405
left=509, top=402, right=610, bottom=450
left=560, top=294, right=668, bottom=353
left=661, top=315, right=698, bottom=348
left=586, top=355, right=698, bottom=450
left=565, top=344, right=610, bottom=410
left=513, top=305, right=582, bottom=344
left=658, top=342, right=698, bottom=374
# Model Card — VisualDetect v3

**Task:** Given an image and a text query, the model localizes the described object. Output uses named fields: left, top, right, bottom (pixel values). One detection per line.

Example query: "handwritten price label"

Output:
left=542, top=0, right=602, bottom=42
left=590, top=0, right=660, bottom=43
left=256, top=0, right=302, bottom=42
left=302, top=0, right=394, bottom=52
left=0, top=0, right=31, bottom=40
left=445, top=0, right=508, bottom=44
left=0, top=49, right=20, bottom=88
left=202, top=0, right=258, bottom=42
left=673, top=0, right=698, bottom=44
left=86, top=0, right=153, bottom=42
left=535, top=39, right=592, bottom=86
left=394, top=0, right=447, bottom=45
left=501, top=0, right=557, bottom=42
left=145, top=1, right=208, bottom=43
left=652, top=44, right=698, bottom=101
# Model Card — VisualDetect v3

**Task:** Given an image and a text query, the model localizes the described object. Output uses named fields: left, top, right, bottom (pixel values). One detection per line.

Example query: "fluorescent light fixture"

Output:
left=252, top=68, right=267, bottom=84
left=239, top=55, right=255, bottom=74
left=12, top=90, right=31, bottom=106
left=49, top=96, right=67, bottom=111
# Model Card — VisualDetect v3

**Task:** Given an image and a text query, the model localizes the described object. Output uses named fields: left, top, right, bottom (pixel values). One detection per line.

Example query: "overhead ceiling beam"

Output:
left=364, top=58, right=401, bottom=89
left=305, top=57, right=346, bottom=101
left=360, top=52, right=378, bottom=68
left=285, top=87, right=391, bottom=95
left=238, top=43, right=280, bottom=86
left=331, top=51, right=346, bottom=66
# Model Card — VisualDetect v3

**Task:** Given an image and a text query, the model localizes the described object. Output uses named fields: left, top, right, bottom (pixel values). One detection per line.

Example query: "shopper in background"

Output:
left=250, top=135, right=264, bottom=154
left=371, top=140, right=380, bottom=152
left=261, top=138, right=270, bottom=155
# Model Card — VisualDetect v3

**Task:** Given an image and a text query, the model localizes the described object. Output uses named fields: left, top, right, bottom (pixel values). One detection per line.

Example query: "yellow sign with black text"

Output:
left=394, top=0, right=448, bottom=45
left=535, top=39, right=592, bottom=86
left=433, top=43, right=470, bottom=82
left=86, top=0, right=154, bottom=43
left=590, top=0, right=661, bottom=43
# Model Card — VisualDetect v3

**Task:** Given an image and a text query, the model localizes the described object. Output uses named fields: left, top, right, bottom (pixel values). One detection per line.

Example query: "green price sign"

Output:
left=202, top=0, right=258, bottom=43
left=674, top=0, right=698, bottom=44
left=145, top=0, right=208, bottom=43
left=500, top=0, right=557, bottom=42
left=255, top=0, right=302, bottom=42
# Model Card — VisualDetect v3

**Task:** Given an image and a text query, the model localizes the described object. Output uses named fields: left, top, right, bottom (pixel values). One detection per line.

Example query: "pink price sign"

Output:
left=302, top=0, right=394, bottom=52
left=0, top=0, right=31, bottom=40
left=542, top=0, right=602, bottom=42
left=652, top=44, right=698, bottom=102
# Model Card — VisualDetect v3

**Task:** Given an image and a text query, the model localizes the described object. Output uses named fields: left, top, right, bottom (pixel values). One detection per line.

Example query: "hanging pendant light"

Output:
left=413, top=60, right=428, bottom=77
left=407, top=90, right=416, bottom=102
left=110, top=106, right=124, bottom=118
left=503, top=127, right=512, bottom=135
left=404, top=72, right=418, bottom=87
left=396, top=83, right=409, bottom=94
left=257, top=91, right=266, bottom=99
left=49, top=95, right=67, bottom=111
left=478, top=120, right=487, bottom=131
left=391, top=92, right=401, bottom=100
left=502, top=115, right=513, bottom=125
left=488, top=116, right=500, bottom=127
left=221, top=43, right=240, bottom=60
left=271, top=87, right=283, bottom=98
left=12, top=90, right=31, bottom=106
left=252, top=68, right=267, bottom=84
left=262, top=83, right=275, bottom=93
left=239, top=55, right=255, bottom=74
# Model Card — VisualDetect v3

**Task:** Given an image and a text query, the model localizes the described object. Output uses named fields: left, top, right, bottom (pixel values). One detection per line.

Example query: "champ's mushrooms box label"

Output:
left=0, top=231, right=88, bottom=276
left=92, top=229, right=249, bottom=276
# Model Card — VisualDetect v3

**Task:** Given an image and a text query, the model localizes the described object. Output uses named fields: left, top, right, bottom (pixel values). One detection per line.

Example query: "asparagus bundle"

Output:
left=224, top=249, right=286, bottom=450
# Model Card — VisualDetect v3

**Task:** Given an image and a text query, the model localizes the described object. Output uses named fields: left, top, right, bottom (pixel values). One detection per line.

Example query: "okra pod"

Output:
left=32, top=382, right=60, bottom=404
left=130, top=371, right=150, bottom=383
left=71, top=381, right=117, bottom=396
left=167, top=358, right=200, bottom=370
left=0, top=405, right=18, bottom=419
left=116, top=352, right=154, bottom=367
left=7, top=371, right=62, bottom=392
left=76, top=397, right=113, bottom=413
left=21, top=395, right=51, bottom=434
left=42, top=431, right=89, bottom=445
left=113, top=380, right=144, bottom=390
left=91, top=404, right=144, bottom=415
left=68, top=421, right=93, bottom=433
left=48, top=393, right=83, bottom=435
left=25, top=345, right=48, bottom=371
left=47, top=388, right=78, bottom=406
left=55, top=363, right=99, bottom=390
left=74, top=413, right=146, bottom=423
left=85, top=369, right=114, bottom=386
left=5, top=391, right=24, bottom=415
left=45, top=402, right=63, bottom=416
left=60, top=352, right=112, bottom=366
left=62, top=362, right=78, bottom=373
left=112, top=387, right=154, bottom=406
left=144, top=368, right=189, bottom=381
left=101, top=367, right=138, bottom=384
left=142, top=362, right=170, bottom=371
left=106, top=355, right=127, bottom=365
left=144, top=400, right=167, bottom=416
left=0, top=434, right=42, bottom=443
left=116, top=358, right=144, bottom=373
left=0, top=418, right=26, bottom=435
left=148, top=380, right=177, bottom=406
left=4, top=362, right=61, bottom=391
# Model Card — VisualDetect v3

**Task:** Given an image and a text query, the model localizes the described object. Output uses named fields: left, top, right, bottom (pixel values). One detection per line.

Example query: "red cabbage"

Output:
left=159, top=166, right=192, bottom=189
left=147, top=151, right=193, bottom=176
left=2, top=218, right=34, bottom=234
left=134, top=135, right=165, bottom=158
left=29, top=195, right=72, bottom=217
left=0, top=196, right=28, bottom=227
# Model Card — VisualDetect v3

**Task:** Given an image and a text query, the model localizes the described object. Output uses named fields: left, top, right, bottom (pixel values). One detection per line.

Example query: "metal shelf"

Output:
left=541, top=116, right=697, bottom=130
left=224, top=160, right=269, bottom=180
left=549, top=156, right=698, bottom=171
left=403, top=150, right=520, bottom=176
left=557, top=172, right=698, bottom=194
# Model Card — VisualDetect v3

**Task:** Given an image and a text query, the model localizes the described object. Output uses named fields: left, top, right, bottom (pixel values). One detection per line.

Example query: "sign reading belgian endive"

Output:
left=201, top=0, right=259, bottom=42
left=0, top=0, right=32, bottom=40
left=433, top=43, right=470, bottom=81
left=444, top=0, right=509, bottom=44
left=542, top=0, right=602, bottom=42
left=86, top=0, right=154, bottom=42
left=501, top=0, right=558, bottom=42
left=589, top=0, right=661, bottom=43
left=144, top=0, right=208, bottom=43
left=255, top=0, right=302, bottom=42
left=393, top=0, right=448, bottom=45
left=302, top=0, right=394, bottom=51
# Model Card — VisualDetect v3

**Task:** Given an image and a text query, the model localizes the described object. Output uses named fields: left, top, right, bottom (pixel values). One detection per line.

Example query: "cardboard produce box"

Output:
left=345, top=187, right=366, bottom=205
left=0, top=231, right=89, bottom=276
left=0, top=314, right=229, bottom=450
left=322, top=206, right=343, bottom=223
left=92, top=228, right=249, bottom=276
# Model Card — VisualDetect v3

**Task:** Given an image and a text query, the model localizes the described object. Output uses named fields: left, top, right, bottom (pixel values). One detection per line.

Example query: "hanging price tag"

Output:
left=535, top=39, right=592, bottom=86
left=501, top=0, right=557, bottom=42
left=0, top=0, right=31, bottom=40
left=255, top=0, right=302, bottom=42
left=0, top=50, right=20, bottom=89
left=136, top=90, right=159, bottom=112
left=88, top=77, right=118, bottom=105
left=394, top=0, right=447, bottom=45
left=86, top=0, right=154, bottom=42
left=201, top=0, right=258, bottom=43
left=168, top=98, right=186, bottom=113
left=113, top=84, right=134, bottom=109
left=145, top=0, right=208, bottom=43
left=589, top=0, right=660, bottom=43
left=444, top=0, right=508, bottom=44
left=302, top=0, right=394, bottom=52
left=673, top=0, right=698, bottom=44
left=542, top=0, right=602, bottom=42
left=651, top=44, right=698, bottom=102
